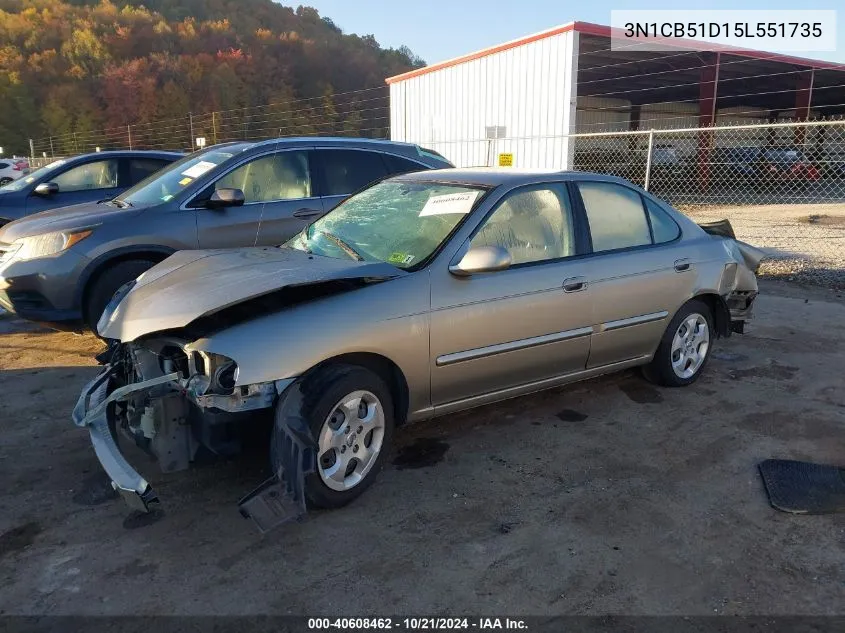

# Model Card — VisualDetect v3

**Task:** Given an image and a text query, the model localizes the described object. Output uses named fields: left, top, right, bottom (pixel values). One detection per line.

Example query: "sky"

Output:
left=301, top=0, right=845, bottom=64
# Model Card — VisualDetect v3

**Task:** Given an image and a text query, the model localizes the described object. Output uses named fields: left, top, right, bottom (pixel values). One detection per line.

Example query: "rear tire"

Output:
left=0, top=177, right=12, bottom=186
left=271, top=364, right=395, bottom=510
left=84, top=259, right=156, bottom=333
left=642, top=299, right=713, bottom=387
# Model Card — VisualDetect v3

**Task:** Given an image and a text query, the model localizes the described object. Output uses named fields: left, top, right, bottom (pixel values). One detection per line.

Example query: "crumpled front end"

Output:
left=72, top=337, right=293, bottom=513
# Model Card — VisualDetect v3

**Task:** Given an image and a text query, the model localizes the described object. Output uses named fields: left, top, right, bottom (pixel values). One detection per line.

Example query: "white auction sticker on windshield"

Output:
left=181, top=161, right=217, bottom=179
left=419, top=191, right=479, bottom=217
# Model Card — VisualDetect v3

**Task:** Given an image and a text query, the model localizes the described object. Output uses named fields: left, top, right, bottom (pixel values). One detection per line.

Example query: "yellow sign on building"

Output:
left=498, top=153, right=514, bottom=167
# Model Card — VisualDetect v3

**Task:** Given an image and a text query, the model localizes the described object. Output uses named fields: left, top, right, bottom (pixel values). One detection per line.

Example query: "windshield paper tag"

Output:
left=388, top=252, right=415, bottom=265
left=419, top=191, right=479, bottom=217
left=181, top=161, right=217, bottom=179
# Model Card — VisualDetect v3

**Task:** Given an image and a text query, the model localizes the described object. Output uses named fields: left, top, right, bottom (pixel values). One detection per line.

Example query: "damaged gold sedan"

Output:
left=73, top=169, right=763, bottom=530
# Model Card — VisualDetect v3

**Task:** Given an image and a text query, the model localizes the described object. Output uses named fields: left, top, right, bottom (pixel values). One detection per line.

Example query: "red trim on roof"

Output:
left=385, top=22, right=577, bottom=84
left=385, top=20, right=845, bottom=85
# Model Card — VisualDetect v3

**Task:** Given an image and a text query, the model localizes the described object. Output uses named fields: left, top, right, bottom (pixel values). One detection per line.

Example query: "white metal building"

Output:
left=386, top=21, right=845, bottom=168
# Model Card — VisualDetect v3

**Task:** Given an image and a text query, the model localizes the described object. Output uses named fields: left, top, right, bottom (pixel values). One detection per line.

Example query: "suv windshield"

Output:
left=0, top=160, right=67, bottom=192
left=117, top=144, right=252, bottom=206
left=287, top=180, right=487, bottom=269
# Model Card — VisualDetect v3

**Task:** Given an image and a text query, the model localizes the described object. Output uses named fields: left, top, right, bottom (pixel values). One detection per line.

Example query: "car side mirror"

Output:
left=205, top=188, right=245, bottom=209
left=449, top=245, right=512, bottom=277
left=34, top=182, right=59, bottom=197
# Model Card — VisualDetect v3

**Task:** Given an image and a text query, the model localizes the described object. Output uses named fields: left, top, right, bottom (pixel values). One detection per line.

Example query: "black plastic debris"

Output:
left=238, top=384, right=317, bottom=533
left=759, top=459, right=845, bottom=514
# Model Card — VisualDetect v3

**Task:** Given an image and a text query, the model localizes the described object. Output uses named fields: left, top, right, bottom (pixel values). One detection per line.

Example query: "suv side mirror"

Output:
left=206, top=188, right=245, bottom=209
left=449, top=245, right=512, bottom=277
left=34, top=182, right=59, bottom=197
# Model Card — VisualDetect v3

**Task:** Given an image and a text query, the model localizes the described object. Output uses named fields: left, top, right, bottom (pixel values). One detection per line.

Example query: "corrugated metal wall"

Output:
left=389, top=30, right=578, bottom=168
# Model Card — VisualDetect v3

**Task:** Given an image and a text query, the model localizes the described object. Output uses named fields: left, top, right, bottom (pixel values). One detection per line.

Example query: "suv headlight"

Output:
left=14, top=229, right=93, bottom=261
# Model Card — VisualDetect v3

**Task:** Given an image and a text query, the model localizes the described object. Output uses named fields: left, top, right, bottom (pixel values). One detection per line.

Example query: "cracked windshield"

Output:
left=288, top=181, right=486, bottom=268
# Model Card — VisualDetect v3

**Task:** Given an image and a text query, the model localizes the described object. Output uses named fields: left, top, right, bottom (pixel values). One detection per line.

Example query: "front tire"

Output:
left=643, top=299, right=713, bottom=387
left=0, top=177, right=13, bottom=186
left=272, top=364, right=395, bottom=509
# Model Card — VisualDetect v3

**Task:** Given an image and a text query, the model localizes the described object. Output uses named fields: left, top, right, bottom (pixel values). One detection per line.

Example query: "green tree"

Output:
left=0, top=0, right=425, bottom=153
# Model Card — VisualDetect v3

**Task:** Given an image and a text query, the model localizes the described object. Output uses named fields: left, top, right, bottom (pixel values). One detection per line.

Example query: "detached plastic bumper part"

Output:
left=72, top=366, right=177, bottom=513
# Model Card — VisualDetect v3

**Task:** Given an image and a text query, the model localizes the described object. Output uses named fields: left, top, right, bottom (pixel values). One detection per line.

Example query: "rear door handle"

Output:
left=292, top=208, right=323, bottom=219
left=674, top=258, right=691, bottom=272
left=563, top=276, right=588, bottom=293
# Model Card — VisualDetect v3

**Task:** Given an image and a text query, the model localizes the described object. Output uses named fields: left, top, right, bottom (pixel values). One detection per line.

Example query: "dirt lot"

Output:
left=1, top=280, right=845, bottom=616
left=679, top=202, right=845, bottom=287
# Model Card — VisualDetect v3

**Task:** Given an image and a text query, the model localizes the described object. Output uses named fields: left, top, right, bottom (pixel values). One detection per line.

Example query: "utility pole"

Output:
left=50, top=137, right=55, bottom=158
left=127, top=125, right=133, bottom=150
left=212, top=111, right=218, bottom=145
left=29, top=138, right=34, bottom=163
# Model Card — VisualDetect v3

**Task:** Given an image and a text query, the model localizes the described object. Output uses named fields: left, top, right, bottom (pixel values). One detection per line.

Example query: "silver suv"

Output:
left=0, top=138, right=452, bottom=330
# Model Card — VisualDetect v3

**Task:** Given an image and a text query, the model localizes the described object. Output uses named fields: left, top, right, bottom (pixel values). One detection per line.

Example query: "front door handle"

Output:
left=292, top=208, right=323, bottom=219
left=563, top=276, right=588, bottom=293
left=674, top=258, right=691, bottom=272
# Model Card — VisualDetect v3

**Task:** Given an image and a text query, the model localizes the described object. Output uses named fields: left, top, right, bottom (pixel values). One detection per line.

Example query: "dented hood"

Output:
left=99, top=247, right=403, bottom=342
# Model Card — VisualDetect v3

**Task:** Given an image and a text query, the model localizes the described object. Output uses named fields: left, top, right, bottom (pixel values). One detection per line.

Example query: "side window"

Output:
left=470, top=185, right=576, bottom=265
left=644, top=197, right=681, bottom=243
left=383, top=154, right=427, bottom=176
left=0, top=162, right=8, bottom=170
left=319, top=149, right=389, bottom=197
left=214, top=151, right=311, bottom=204
left=577, top=181, right=651, bottom=253
left=52, top=160, right=119, bottom=193
left=127, top=158, right=170, bottom=185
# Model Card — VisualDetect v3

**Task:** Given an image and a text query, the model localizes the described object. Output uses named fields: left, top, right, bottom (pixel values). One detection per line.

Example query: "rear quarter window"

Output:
left=644, top=197, right=681, bottom=243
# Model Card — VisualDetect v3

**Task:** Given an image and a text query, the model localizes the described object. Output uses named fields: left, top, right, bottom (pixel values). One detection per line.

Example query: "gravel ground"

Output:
left=679, top=202, right=845, bottom=288
left=1, top=280, right=845, bottom=617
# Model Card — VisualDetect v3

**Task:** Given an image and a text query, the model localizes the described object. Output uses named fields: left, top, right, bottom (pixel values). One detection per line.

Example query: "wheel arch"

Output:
left=690, top=291, right=731, bottom=338
left=76, top=245, right=175, bottom=316
left=305, top=352, right=411, bottom=427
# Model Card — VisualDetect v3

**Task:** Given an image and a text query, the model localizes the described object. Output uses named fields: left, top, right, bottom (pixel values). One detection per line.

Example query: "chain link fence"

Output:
left=26, top=87, right=392, bottom=160
left=25, top=111, right=845, bottom=288
left=569, top=120, right=845, bottom=287
left=419, top=119, right=845, bottom=288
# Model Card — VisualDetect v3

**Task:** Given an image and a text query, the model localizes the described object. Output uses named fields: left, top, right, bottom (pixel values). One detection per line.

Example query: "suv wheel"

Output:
left=84, top=259, right=156, bottom=334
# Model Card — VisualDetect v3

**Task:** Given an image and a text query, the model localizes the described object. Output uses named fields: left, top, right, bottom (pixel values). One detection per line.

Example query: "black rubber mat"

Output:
left=759, top=459, right=845, bottom=514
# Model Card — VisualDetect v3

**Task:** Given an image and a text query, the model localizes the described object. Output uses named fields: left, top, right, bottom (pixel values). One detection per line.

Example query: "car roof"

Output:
left=244, top=136, right=436, bottom=159
left=63, top=150, right=184, bottom=161
left=391, top=167, right=631, bottom=188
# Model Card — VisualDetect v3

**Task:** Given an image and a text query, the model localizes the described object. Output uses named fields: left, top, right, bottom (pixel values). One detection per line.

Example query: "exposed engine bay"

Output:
left=100, top=337, right=288, bottom=473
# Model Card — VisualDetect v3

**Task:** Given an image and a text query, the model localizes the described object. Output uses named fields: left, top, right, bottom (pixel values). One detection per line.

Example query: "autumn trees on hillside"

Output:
left=0, top=0, right=422, bottom=154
